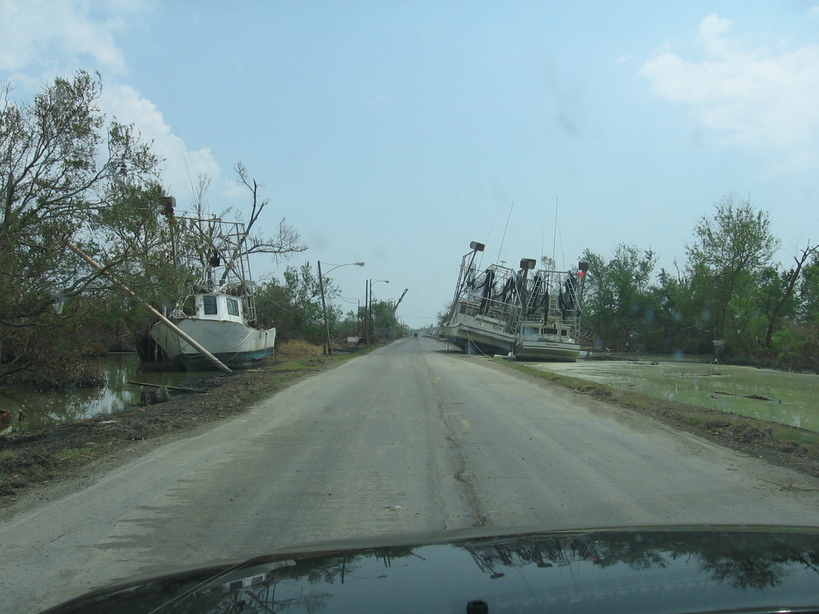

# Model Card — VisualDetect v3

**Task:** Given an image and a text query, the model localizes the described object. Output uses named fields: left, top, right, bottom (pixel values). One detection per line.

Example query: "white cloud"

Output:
left=0, top=1, right=223, bottom=207
left=640, top=14, right=819, bottom=171
left=102, top=84, right=221, bottom=203
left=0, top=0, right=130, bottom=74
left=615, top=53, right=633, bottom=66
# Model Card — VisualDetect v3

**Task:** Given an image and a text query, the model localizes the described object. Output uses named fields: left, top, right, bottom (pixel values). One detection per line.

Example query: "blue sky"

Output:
left=3, top=1, right=818, bottom=327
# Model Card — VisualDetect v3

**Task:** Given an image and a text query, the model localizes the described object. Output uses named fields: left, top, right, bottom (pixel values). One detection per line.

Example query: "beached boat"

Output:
left=443, top=242, right=531, bottom=355
left=143, top=216, right=275, bottom=370
left=148, top=291, right=275, bottom=370
left=514, top=264, right=587, bottom=361
left=444, top=241, right=587, bottom=361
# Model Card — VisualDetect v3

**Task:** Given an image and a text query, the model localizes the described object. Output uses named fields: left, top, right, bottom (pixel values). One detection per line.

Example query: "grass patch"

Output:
left=772, top=427, right=818, bottom=446
left=0, top=450, right=19, bottom=484
left=275, top=339, right=324, bottom=358
left=56, top=445, right=100, bottom=465
left=0, top=449, right=18, bottom=465
left=499, top=357, right=819, bottom=462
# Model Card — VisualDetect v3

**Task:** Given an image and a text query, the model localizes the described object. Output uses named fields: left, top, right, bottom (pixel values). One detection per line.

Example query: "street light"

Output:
left=318, top=261, right=365, bottom=355
left=368, top=279, right=389, bottom=343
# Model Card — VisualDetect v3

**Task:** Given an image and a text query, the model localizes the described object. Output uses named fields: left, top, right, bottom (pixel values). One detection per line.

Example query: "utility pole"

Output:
left=365, top=279, right=370, bottom=344
left=367, top=279, right=389, bottom=343
left=318, top=261, right=331, bottom=355
left=318, top=261, right=365, bottom=355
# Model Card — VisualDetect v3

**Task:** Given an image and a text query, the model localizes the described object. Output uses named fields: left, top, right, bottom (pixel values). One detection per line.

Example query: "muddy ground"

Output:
left=0, top=341, right=343, bottom=505
left=2, top=342, right=818, bottom=509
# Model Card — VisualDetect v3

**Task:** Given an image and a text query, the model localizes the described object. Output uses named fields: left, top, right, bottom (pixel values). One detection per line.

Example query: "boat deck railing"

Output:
left=455, top=292, right=522, bottom=331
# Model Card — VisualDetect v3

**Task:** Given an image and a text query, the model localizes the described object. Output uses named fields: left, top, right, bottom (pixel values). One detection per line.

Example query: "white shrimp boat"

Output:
left=514, top=264, right=587, bottom=361
left=443, top=242, right=527, bottom=355
left=149, top=292, right=275, bottom=370
left=144, top=217, right=275, bottom=370
left=444, top=241, right=587, bottom=361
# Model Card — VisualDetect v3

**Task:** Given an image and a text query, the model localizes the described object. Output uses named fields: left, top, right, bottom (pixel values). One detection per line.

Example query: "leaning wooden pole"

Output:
left=66, top=241, right=233, bottom=375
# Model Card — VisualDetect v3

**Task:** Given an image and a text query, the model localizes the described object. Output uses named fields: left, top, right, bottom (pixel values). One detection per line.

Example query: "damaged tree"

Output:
left=0, top=71, right=163, bottom=386
left=185, top=162, right=306, bottom=280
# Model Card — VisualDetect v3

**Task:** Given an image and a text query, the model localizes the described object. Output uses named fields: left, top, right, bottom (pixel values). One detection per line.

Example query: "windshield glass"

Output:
left=1, top=2, right=817, bottom=613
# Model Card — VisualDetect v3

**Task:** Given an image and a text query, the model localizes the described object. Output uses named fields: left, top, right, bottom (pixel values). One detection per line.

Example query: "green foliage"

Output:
left=685, top=196, right=779, bottom=348
left=800, top=252, right=819, bottom=321
left=254, top=263, right=341, bottom=343
left=336, top=310, right=362, bottom=339
left=255, top=270, right=405, bottom=345
left=580, top=244, right=658, bottom=351
left=0, top=71, right=165, bottom=386
left=370, top=300, right=405, bottom=339
left=579, top=197, right=818, bottom=369
left=771, top=321, right=819, bottom=370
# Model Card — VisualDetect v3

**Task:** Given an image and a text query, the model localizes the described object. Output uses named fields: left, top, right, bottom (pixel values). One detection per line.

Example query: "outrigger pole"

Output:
left=66, top=241, right=233, bottom=375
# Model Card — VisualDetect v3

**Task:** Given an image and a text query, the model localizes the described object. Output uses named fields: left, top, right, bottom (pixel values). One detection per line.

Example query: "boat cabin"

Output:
left=163, top=293, right=248, bottom=325
left=194, top=293, right=246, bottom=324
left=520, top=322, right=575, bottom=343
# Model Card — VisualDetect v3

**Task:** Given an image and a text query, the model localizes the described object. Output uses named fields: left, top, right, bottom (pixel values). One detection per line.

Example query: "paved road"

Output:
left=3, top=337, right=818, bottom=611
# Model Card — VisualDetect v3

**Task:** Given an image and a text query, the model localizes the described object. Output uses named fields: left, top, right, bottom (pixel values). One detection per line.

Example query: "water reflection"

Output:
left=0, top=354, right=212, bottom=432
left=535, top=356, right=819, bottom=433
left=53, top=529, right=819, bottom=613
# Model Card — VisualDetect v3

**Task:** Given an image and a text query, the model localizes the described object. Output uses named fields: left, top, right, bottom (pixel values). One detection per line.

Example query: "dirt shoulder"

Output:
left=2, top=341, right=818, bottom=512
left=0, top=341, right=365, bottom=508
left=496, top=357, right=819, bottom=482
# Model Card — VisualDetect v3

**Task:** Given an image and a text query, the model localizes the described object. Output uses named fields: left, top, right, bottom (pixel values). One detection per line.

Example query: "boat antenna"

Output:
left=481, top=205, right=502, bottom=270
left=558, top=224, right=567, bottom=269
left=484, top=206, right=499, bottom=246
left=540, top=206, right=546, bottom=266
left=497, top=201, right=514, bottom=263
left=175, top=124, right=198, bottom=205
left=551, top=197, right=559, bottom=267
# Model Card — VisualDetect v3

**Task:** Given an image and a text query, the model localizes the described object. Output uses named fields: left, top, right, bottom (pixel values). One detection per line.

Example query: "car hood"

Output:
left=42, top=525, right=819, bottom=614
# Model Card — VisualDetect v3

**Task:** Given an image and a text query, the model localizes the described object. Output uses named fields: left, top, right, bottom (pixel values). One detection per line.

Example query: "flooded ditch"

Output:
left=3, top=351, right=818, bottom=437
left=0, top=353, right=214, bottom=433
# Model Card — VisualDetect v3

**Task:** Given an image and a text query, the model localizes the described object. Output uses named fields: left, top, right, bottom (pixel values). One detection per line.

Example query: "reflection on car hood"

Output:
left=43, top=525, right=819, bottom=614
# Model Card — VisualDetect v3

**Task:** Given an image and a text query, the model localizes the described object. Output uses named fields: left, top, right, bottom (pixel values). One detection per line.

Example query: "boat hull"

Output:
left=444, top=314, right=515, bottom=356
left=514, top=339, right=580, bottom=361
left=149, top=319, right=276, bottom=371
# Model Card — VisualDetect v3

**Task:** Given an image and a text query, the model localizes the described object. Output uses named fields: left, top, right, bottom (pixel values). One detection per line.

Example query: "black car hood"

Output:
left=43, top=525, right=819, bottom=614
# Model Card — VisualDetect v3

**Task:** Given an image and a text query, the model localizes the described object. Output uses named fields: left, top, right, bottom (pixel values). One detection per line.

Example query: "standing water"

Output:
left=0, top=354, right=214, bottom=432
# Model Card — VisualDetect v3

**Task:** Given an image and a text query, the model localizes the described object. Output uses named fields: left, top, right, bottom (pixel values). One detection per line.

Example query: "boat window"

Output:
left=203, top=295, right=218, bottom=315
left=227, top=298, right=240, bottom=316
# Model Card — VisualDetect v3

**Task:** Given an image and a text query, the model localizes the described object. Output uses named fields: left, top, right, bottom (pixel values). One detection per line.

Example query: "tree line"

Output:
left=580, top=196, right=818, bottom=369
left=0, top=72, right=402, bottom=388
left=254, top=264, right=406, bottom=347
left=0, top=72, right=169, bottom=387
left=3, top=72, right=814, bottom=388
